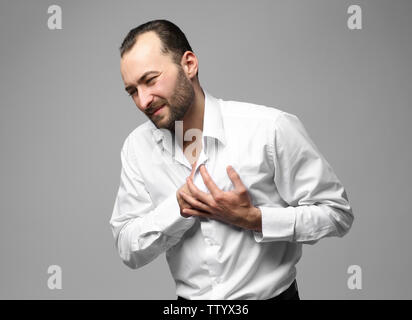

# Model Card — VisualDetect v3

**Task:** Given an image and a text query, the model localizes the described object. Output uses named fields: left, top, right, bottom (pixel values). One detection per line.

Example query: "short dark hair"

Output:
left=119, top=19, right=195, bottom=69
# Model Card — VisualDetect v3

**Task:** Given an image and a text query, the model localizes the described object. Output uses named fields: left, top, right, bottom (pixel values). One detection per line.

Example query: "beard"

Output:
left=148, top=67, right=195, bottom=132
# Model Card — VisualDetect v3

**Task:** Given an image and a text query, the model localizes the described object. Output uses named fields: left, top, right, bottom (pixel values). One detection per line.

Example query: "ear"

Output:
left=180, top=51, right=199, bottom=80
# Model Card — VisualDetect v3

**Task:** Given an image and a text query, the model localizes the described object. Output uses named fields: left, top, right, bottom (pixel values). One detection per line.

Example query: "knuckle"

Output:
left=210, top=200, right=219, bottom=209
left=214, top=193, right=224, bottom=203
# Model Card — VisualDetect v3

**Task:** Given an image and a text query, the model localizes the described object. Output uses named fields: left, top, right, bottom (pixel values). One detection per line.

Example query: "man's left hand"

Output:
left=179, top=165, right=262, bottom=231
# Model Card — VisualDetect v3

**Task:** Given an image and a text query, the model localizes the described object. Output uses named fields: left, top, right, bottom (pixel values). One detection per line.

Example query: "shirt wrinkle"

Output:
left=110, top=89, right=354, bottom=299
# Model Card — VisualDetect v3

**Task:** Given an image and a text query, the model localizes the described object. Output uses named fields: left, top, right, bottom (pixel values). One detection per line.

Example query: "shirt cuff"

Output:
left=150, top=193, right=196, bottom=238
left=253, top=206, right=296, bottom=242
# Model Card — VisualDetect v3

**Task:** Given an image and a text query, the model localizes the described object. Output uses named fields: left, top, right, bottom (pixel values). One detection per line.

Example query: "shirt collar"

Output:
left=202, top=89, right=226, bottom=146
left=149, top=88, right=226, bottom=148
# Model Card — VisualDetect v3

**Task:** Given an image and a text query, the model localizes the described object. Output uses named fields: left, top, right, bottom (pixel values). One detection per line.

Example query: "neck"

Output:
left=182, top=85, right=205, bottom=138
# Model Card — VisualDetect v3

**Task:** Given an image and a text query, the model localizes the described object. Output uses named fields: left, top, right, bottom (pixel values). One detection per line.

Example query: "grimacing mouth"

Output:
left=149, top=103, right=166, bottom=115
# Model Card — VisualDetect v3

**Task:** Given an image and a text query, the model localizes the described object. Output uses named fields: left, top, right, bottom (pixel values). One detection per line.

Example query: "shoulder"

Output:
left=218, top=96, right=295, bottom=125
left=120, top=120, right=154, bottom=155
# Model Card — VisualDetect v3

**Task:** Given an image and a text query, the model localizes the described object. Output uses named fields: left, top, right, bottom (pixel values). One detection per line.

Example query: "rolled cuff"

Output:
left=253, top=206, right=296, bottom=242
left=143, top=193, right=196, bottom=238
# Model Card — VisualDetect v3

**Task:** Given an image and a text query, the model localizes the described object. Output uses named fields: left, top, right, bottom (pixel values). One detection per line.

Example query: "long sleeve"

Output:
left=254, top=112, right=354, bottom=243
left=110, top=136, right=196, bottom=269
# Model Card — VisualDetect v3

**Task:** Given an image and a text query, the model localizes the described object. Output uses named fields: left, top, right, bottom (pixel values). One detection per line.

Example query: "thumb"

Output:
left=226, top=165, right=245, bottom=191
left=189, top=160, right=197, bottom=180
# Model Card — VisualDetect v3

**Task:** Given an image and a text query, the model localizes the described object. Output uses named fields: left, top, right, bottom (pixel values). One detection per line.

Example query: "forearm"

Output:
left=259, top=112, right=354, bottom=243
left=253, top=202, right=353, bottom=243
left=111, top=193, right=196, bottom=269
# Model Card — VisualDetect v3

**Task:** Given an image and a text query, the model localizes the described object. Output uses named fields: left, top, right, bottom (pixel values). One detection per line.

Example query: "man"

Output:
left=110, top=19, right=354, bottom=300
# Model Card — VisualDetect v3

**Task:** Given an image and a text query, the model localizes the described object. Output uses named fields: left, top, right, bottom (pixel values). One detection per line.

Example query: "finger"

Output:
left=199, top=165, right=222, bottom=198
left=189, top=160, right=197, bottom=180
left=186, top=175, right=214, bottom=205
left=226, top=165, right=246, bottom=192
left=180, top=211, right=192, bottom=218
left=180, top=191, right=212, bottom=213
left=182, top=208, right=209, bottom=218
left=181, top=199, right=192, bottom=208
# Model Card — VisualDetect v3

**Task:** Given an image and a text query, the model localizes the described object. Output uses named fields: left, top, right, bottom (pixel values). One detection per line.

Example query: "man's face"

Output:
left=120, top=31, right=195, bottom=131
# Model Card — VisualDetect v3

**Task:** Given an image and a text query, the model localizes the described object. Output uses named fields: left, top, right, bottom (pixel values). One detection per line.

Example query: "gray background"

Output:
left=0, top=0, right=411, bottom=299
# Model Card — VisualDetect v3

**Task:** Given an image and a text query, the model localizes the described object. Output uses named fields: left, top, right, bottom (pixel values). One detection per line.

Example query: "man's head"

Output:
left=120, top=20, right=199, bottom=131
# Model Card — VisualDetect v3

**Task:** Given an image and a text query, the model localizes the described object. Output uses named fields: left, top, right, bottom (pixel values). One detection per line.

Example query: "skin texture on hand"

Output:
left=178, top=164, right=262, bottom=231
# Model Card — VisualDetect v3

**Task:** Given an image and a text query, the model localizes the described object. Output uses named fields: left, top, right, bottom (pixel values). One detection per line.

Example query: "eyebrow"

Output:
left=124, top=70, right=159, bottom=92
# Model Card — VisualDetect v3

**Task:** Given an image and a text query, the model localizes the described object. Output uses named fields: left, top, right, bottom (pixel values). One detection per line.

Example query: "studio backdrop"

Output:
left=0, top=0, right=411, bottom=299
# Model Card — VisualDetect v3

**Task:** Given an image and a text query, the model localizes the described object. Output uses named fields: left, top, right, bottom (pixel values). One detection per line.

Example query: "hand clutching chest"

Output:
left=177, top=163, right=262, bottom=232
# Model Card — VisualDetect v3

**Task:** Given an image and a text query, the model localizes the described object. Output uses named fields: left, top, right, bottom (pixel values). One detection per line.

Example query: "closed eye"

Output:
left=146, top=76, right=158, bottom=84
left=127, top=89, right=137, bottom=96
left=126, top=75, right=159, bottom=96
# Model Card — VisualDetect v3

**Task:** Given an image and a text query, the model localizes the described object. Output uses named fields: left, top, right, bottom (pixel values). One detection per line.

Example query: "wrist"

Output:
left=248, top=206, right=262, bottom=232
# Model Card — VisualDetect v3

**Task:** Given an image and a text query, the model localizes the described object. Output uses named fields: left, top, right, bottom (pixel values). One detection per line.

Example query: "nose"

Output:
left=137, top=87, right=154, bottom=111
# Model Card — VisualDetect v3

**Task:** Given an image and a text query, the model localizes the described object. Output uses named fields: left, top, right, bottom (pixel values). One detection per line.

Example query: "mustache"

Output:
left=146, top=101, right=167, bottom=115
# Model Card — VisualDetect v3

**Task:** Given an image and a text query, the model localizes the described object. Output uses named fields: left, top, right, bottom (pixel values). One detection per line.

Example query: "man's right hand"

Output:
left=177, top=161, right=197, bottom=218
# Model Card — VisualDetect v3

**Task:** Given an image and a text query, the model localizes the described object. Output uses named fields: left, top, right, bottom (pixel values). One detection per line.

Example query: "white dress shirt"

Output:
left=110, top=90, right=354, bottom=300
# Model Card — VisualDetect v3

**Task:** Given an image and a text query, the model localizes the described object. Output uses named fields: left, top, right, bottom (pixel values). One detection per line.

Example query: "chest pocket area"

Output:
left=196, top=161, right=235, bottom=193
left=205, top=163, right=259, bottom=193
left=232, top=162, right=274, bottom=203
left=236, top=166, right=261, bottom=191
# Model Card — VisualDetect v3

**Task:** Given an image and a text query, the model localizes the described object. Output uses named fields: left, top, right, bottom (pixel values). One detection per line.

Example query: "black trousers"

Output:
left=177, top=279, right=300, bottom=301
